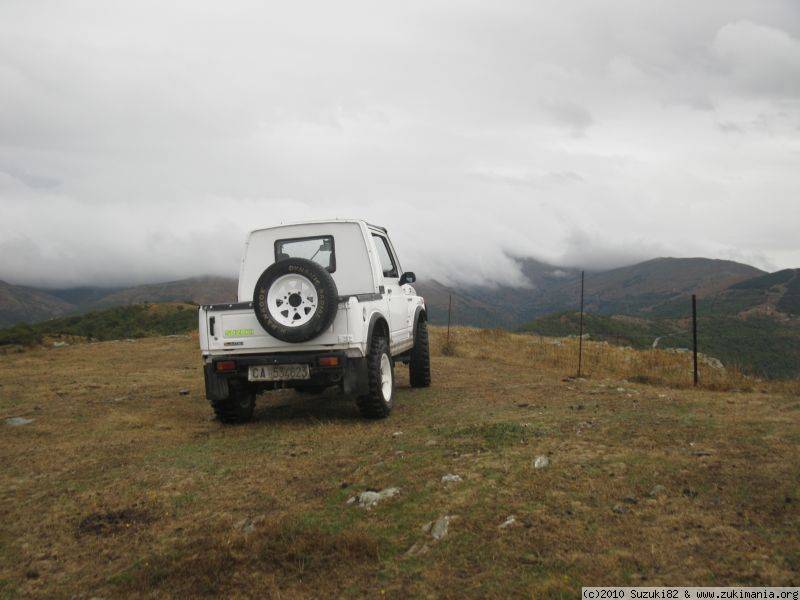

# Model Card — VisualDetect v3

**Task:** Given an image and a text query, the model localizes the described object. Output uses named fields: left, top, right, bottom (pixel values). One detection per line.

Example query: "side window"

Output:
left=372, top=234, right=398, bottom=278
left=275, top=235, right=335, bottom=272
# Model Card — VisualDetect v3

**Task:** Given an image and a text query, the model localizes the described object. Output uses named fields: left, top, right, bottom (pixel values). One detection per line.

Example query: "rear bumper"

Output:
left=203, top=351, right=368, bottom=400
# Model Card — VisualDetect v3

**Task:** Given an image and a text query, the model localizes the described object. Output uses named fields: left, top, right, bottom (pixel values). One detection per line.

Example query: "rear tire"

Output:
left=212, top=387, right=255, bottom=424
left=409, top=319, right=431, bottom=388
left=356, top=336, right=394, bottom=419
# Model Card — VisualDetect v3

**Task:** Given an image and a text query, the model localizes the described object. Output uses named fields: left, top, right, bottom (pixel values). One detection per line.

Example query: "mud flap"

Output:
left=203, top=364, right=230, bottom=402
left=343, top=357, right=369, bottom=397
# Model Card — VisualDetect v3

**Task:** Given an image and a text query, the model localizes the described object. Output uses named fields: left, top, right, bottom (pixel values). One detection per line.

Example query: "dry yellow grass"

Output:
left=442, top=326, right=783, bottom=392
left=0, top=326, right=798, bottom=598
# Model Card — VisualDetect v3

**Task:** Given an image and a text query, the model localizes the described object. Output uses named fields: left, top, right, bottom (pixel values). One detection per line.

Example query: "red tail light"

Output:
left=215, top=360, right=237, bottom=373
left=318, top=356, right=340, bottom=367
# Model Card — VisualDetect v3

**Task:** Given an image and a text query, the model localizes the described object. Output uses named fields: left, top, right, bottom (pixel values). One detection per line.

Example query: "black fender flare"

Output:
left=366, top=311, right=390, bottom=350
left=412, top=305, right=427, bottom=341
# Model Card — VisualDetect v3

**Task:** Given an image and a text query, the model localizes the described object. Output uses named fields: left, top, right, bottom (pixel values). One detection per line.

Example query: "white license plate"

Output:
left=248, top=364, right=310, bottom=381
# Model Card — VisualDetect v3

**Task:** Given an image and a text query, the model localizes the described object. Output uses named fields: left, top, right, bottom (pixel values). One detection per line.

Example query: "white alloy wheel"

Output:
left=380, top=353, right=393, bottom=402
left=266, top=273, right=319, bottom=327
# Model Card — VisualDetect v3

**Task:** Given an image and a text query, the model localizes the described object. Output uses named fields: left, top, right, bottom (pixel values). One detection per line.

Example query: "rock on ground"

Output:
left=422, top=515, right=452, bottom=540
left=5, top=417, right=33, bottom=426
left=441, top=474, right=462, bottom=483
left=699, top=354, right=724, bottom=370
left=498, top=515, right=517, bottom=529
left=405, top=542, right=430, bottom=557
left=533, top=455, right=550, bottom=469
left=347, top=487, right=400, bottom=509
left=234, top=515, right=266, bottom=535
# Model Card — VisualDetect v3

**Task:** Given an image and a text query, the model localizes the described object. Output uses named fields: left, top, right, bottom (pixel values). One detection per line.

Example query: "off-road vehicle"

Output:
left=198, top=219, right=430, bottom=423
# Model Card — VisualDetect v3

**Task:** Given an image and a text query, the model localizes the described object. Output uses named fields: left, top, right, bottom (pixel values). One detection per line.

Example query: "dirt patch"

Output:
left=77, top=507, right=154, bottom=536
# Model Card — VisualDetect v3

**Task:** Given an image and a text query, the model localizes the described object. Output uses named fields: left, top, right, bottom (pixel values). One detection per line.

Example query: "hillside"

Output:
left=45, top=286, right=122, bottom=307
left=521, top=309, right=800, bottom=379
left=523, top=257, right=763, bottom=318
left=418, top=258, right=799, bottom=379
left=1, top=328, right=798, bottom=597
left=419, top=257, right=765, bottom=328
left=0, top=258, right=771, bottom=330
left=413, top=280, right=522, bottom=328
left=92, top=276, right=237, bottom=308
left=2, top=257, right=796, bottom=378
left=0, top=276, right=238, bottom=328
left=580, top=257, right=763, bottom=309
left=417, top=258, right=583, bottom=328
left=0, top=303, right=197, bottom=347
left=0, top=280, right=75, bottom=328
left=712, top=268, right=800, bottom=317
left=520, top=312, right=680, bottom=349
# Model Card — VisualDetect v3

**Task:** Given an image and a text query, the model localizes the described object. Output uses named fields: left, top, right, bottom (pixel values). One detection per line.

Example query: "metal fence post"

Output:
left=692, top=294, right=698, bottom=387
left=447, top=293, right=452, bottom=345
left=578, top=270, right=585, bottom=378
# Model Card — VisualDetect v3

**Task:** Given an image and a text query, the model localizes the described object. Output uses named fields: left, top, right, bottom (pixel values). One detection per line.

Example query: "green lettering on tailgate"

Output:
left=224, top=328, right=255, bottom=337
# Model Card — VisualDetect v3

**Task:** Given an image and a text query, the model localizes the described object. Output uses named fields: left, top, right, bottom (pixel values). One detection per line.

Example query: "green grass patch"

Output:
left=442, top=421, right=540, bottom=450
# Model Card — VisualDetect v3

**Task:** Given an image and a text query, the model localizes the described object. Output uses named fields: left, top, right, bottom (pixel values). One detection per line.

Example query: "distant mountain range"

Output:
left=0, top=281, right=76, bottom=327
left=1, top=257, right=798, bottom=377
left=0, top=276, right=237, bottom=328
left=1, top=257, right=793, bottom=328
left=417, top=257, right=767, bottom=326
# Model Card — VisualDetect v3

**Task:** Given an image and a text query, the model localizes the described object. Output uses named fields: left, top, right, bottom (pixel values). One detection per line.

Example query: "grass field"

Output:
left=1, top=327, right=799, bottom=598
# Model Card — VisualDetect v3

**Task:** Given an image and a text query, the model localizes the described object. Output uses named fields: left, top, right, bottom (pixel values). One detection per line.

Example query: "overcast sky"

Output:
left=1, top=0, right=799, bottom=289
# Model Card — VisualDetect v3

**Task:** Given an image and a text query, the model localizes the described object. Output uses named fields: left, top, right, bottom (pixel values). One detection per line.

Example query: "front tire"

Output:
left=356, top=335, right=394, bottom=419
left=212, top=388, right=255, bottom=424
left=409, top=318, right=431, bottom=388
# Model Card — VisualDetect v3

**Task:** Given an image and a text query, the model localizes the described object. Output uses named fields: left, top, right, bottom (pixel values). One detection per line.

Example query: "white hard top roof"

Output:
left=248, top=218, right=387, bottom=235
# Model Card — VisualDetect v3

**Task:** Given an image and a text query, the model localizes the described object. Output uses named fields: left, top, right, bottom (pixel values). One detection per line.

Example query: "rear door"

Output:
left=370, top=232, right=411, bottom=349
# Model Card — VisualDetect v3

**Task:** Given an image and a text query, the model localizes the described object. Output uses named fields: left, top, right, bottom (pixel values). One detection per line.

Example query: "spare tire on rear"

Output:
left=253, top=258, right=339, bottom=343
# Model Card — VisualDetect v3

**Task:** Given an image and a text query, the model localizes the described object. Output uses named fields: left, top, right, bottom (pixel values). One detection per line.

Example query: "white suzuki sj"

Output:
left=198, top=219, right=430, bottom=423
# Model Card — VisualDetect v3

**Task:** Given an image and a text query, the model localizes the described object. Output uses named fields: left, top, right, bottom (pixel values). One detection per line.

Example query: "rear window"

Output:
left=274, top=235, right=336, bottom=272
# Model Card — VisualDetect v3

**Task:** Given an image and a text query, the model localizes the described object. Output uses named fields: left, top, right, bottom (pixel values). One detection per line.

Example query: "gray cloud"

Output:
left=0, top=166, right=60, bottom=190
left=0, top=0, right=799, bottom=289
left=541, top=100, right=594, bottom=136
left=712, top=20, right=800, bottom=97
